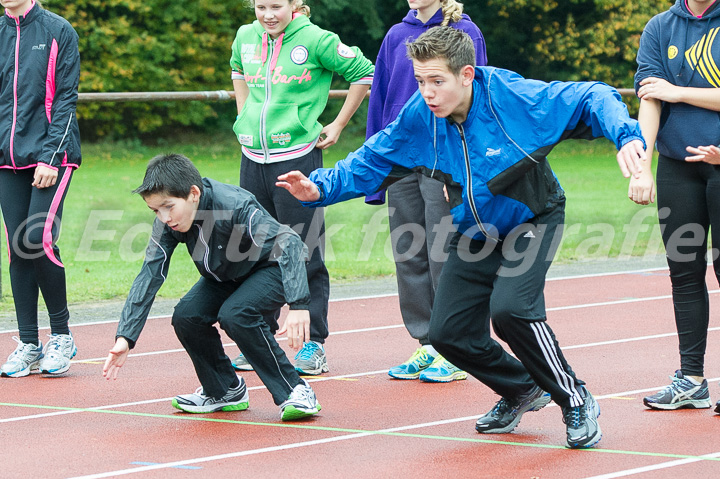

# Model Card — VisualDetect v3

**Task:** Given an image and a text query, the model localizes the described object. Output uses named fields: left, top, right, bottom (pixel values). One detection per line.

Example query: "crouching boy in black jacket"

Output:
left=103, top=153, right=320, bottom=421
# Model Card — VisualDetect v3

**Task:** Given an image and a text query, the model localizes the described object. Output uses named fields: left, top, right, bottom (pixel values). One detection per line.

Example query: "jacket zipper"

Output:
left=456, top=123, right=493, bottom=240
left=196, top=225, right=221, bottom=281
left=10, top=17, right=21, bottom=169
left=259, top=39, right=275, bottom=164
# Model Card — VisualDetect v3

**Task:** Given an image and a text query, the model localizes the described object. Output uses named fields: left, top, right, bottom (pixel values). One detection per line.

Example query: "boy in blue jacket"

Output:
left=277, top=27, right=647, bottom=448
left=103, top=154, right=320, bottom=421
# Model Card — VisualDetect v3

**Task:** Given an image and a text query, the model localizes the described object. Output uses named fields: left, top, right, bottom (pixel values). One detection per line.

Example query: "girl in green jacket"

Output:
left=229, top=0, right=374, bottom=375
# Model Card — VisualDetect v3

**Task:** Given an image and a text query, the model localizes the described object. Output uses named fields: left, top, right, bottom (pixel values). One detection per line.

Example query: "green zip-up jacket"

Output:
left=230, top=15, right=374, bottom=163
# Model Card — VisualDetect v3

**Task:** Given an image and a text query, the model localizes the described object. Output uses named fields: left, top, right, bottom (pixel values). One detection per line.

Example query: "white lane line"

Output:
left=0, top=370, right=390, bottom=423
left=62, top=378, right=720, bottom=479
left=582, top=452, right=720, bottom=479
left=65, top=415, right=481, bottom=479
left=0, top=265, right=675, bottom=335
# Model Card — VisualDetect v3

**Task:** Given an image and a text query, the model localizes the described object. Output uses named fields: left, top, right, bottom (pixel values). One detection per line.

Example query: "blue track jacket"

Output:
left=305, top=67, right=645, bottom=241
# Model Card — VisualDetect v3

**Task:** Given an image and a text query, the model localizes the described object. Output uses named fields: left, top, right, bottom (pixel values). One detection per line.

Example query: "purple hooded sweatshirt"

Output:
left=364, top=8, right=487, bottom=204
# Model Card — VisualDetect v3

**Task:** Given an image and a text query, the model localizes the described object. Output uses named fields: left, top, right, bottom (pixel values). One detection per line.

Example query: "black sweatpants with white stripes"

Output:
left=172, top=264, right=302, bottom=405
left=428, top=197, right=586, bottom=409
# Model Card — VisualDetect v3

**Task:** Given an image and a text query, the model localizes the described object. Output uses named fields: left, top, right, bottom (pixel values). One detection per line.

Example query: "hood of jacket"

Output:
left=401, top=8, right=473, bottom=27
left=670, top=0, right=720, bottom=18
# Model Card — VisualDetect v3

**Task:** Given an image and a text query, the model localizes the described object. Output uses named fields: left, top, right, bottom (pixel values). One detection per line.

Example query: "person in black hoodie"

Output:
left=633, top=0, right=720, bottom=412
left=0, top=0, right=81, bottom=377
left=102, top=154, right=321, bottom=421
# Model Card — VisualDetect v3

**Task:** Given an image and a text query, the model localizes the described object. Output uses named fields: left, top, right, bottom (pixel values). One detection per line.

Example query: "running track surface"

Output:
left=1, top=267, right=720, bottom=479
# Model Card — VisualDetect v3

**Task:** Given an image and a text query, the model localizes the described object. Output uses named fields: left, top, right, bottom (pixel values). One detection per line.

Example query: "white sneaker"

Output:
left=172, top=377, right=249, bottom=413
left=1, top=337, right=44, bottom=377
left=40, top=333, right=77, bottom=375
left=280, top=379, right=321, bottom=421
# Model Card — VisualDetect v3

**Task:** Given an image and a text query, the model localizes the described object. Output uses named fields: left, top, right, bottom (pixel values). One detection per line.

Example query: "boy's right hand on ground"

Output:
left=276, top=171, right=321, bottom=202
left=103, top=337, right=130, bottom=380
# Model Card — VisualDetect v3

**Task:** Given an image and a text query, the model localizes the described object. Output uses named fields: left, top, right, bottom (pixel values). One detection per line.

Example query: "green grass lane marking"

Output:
left=2, top=401, right=717, bottom=462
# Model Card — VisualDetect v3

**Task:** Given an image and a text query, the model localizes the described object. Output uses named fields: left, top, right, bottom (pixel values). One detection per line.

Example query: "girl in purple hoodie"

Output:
left=365, top=0, right=486, bottom=383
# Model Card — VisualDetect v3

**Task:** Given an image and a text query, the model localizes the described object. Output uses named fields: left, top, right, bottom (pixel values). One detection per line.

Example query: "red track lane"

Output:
left=1, top=267, right=720, bottom=478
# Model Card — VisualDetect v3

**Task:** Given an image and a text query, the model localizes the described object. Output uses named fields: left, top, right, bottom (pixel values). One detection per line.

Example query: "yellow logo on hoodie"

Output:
left=685, top=27, right=720, bottom=87
left=668, top=45, right=678, bottom=59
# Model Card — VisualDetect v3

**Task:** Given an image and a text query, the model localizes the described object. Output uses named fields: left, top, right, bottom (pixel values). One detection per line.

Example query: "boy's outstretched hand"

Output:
left=616, top=139, right=647, bottom=179
left=278, top=310, right=311, bottom=350
left=103, top=337, right=130, bottom=380
left=276, top=171, right=321, bottom=202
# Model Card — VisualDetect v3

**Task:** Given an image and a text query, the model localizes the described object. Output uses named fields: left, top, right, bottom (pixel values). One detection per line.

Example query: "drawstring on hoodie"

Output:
left=260, top=31, right=285, bottom=73
left=260, top=12, right=301, bottom=73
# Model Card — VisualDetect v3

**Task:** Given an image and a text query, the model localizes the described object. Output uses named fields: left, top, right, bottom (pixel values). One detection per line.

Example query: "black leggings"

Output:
left=656, top=155, right=720, bottom=377
left=240, top=149, right=330, bottom=343
left=0, top=167, right=74, bottom=345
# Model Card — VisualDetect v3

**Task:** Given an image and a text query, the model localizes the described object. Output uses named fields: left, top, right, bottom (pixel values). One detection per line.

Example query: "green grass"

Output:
left=0, top=134, right=662, bottom=308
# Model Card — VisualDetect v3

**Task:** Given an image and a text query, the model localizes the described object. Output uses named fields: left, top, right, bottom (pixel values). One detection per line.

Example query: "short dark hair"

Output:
left=133, top=153, right=203, bottom=199
left=406, top=26, right=476, bottom=76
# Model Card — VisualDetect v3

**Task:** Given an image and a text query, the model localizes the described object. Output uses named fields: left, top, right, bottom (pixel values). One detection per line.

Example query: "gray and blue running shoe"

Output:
left=643, top=370, right=712, bottom=410
left=294, top=341, right=328, bottom=375
left=563, top=386, right=602, bottom=449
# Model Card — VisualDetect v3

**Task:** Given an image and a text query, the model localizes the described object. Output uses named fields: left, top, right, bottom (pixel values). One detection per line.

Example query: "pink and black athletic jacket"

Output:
left=0, top=1, right=81, bottom=171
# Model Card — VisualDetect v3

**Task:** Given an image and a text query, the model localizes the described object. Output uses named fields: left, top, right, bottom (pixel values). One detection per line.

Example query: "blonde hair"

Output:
left=440, top=0, right=463, bottom=26
left=246, top=0, right=310, bottom=17
left=293, top=0, right=310, bottom=17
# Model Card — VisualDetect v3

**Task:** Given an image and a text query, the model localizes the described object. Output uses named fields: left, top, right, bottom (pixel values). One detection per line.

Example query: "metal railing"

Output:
left=77, top=88, right=637, bottom=103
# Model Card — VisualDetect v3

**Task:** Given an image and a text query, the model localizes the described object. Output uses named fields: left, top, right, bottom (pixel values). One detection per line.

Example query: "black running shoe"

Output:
left=475, top=385, right=551, bottom=434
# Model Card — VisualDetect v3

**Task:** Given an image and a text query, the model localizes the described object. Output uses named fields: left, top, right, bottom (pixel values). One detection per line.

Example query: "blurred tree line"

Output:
left=42, top=0, right=673, bottom=139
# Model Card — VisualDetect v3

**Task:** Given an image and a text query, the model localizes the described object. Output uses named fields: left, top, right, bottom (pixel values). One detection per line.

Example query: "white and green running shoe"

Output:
left=419, top=354, right=468, bottom=383
left=172, top=377, right=249, bottom=413
left=280, top=379, right=321, bottom=421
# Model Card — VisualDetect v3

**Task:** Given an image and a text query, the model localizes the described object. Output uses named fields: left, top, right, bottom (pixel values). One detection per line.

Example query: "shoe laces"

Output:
left=405, top=347, right=432, bottom=365
left=667, top=373, right=694, bottom=393
left=9, top=336, right=39, bottom=358
left=295, top=342, right=320, bottom=361
left=563, top=405, right=587, bottom=428
left=45, top=334, right=71, bottom=355
left=490, top=398, right=513, bottom=417
left=288, top=381, right=313, bottom=402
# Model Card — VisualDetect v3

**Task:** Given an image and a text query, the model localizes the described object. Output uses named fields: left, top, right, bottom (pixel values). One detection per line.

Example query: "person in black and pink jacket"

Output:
left=0, top=0, right=81, bottom=377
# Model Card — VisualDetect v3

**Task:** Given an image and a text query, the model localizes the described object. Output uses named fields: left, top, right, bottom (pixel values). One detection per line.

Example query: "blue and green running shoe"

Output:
left=388, top=347, right=435, bottom=379
left=419, top=354, right=468, bottom=383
